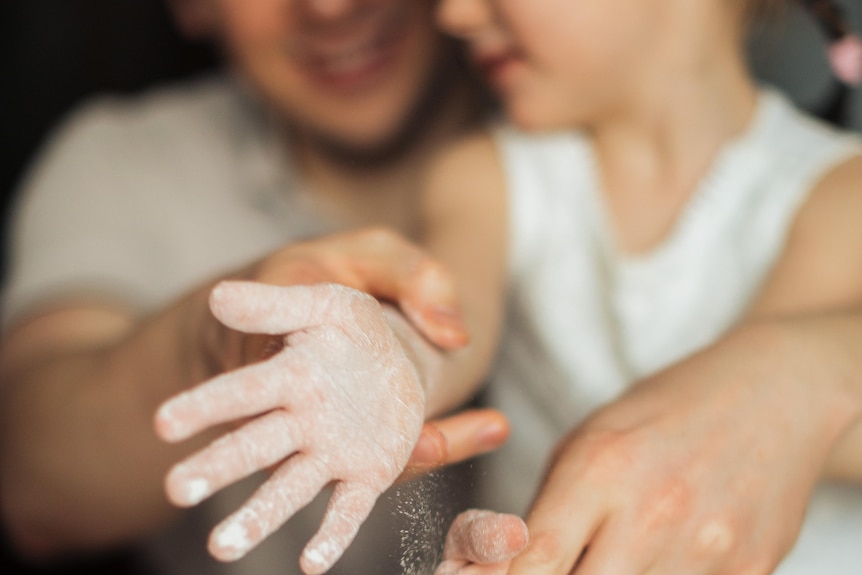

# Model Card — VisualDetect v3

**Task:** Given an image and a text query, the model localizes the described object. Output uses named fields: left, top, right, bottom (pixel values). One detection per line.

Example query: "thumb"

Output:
left=443, top=510, right=528, bottom=564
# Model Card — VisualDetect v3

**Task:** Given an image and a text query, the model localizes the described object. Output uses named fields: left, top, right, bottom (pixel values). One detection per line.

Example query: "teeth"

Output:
left=320, top=43, right=382, bottom=76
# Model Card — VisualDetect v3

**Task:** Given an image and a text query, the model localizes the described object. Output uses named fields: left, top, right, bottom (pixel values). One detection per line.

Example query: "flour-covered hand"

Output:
left=155, top=280, right=426, bottom=574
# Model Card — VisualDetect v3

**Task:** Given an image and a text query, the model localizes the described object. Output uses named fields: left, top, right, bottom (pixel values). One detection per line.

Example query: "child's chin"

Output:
left=508, top=103, right=571, bottom=133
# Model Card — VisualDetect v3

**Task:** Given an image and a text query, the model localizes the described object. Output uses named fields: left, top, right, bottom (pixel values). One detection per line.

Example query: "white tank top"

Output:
left=484, top=89, right=862, bottom=575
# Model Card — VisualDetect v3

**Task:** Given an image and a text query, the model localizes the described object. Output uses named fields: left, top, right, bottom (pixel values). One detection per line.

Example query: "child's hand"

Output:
left=435, top=510, right=528, bottom=575
left=155, top=281, right=426, bottom=574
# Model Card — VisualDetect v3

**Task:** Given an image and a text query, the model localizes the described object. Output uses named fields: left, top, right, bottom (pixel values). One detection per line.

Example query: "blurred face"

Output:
left=198, top=0, right=445, bottom=154
left=437, top=0, right=663, bottom=130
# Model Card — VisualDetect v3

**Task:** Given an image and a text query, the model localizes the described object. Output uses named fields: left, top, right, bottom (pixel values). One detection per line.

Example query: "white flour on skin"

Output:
left=156, top=281, right=427, bottom=571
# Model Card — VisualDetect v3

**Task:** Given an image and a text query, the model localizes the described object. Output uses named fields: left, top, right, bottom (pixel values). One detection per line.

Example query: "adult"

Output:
left=0, top=1, right=505, bottom=574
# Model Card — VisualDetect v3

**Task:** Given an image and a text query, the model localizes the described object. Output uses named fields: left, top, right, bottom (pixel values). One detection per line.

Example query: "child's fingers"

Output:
left=434, top=560, right=510, bottom=575
left=208, top=455, right=329, bottom=562
left=444, top=510, right=529, bottom=564
left=155, top=359, right=293, bottom=442
left=209, top=281, right=360, bottom=335
left=165, top=410, right=303, bottom=506
left=300, top=483, right=379, bottom=575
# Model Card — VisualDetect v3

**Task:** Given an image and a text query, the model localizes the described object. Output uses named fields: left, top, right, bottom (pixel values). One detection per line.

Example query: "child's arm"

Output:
left=153, top=133, right=510, bottom=573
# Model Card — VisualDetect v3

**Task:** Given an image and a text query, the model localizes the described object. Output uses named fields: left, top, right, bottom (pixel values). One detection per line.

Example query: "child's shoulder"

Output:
left=422, top=130, right=507, bottom=222
left=750, top=147, right=862, bottom=317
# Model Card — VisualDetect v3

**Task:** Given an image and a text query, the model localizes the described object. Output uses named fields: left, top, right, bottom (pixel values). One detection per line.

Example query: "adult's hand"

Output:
left=506, top=324, right=856, bottom=575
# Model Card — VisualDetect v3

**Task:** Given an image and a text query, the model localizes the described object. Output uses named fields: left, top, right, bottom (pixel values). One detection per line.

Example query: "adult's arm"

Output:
left=149, top=135, right=511, bottom=572
left=497, top=157, right=862, bottom=575
left=0, top=231, right=507, bottom=560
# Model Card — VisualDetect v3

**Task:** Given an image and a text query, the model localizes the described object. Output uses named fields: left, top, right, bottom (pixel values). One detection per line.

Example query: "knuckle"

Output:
left=521, top=531, right=565, bottom=566
left=413, top=256, right=455, bottom=286
left=640, top=478, right=694, bottom=528
left=693, top=515, right=738, bottom=558
left=318, top=283, right=378, bottom=318
left=569, top=429, right=637, bottom=480
left=359, top=226, right=403, bottom=248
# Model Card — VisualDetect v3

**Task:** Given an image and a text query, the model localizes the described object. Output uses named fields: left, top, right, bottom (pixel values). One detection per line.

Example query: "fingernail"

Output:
left=413, top=430, right=445, bottom=464
left=477, top=418, right=510, bottom=450
left=432, top=306, right=467, bottom=330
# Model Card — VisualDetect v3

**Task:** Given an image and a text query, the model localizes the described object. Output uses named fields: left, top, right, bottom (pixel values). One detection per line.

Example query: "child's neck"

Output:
left=590, top=37, right=758, bottom=256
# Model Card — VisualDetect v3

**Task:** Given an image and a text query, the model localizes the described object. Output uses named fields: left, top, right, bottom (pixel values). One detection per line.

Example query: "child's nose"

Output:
left=436, top=0, right=493, bottom=40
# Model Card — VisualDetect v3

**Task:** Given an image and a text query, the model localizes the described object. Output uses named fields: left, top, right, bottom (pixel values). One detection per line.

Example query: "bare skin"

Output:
left=0, top=231, right=509, bottom=560
left=426, top=0, right=862, bottom=573
left=143, top=0, right=862, bottom=569
left=0, top=0, right=493, bottom=564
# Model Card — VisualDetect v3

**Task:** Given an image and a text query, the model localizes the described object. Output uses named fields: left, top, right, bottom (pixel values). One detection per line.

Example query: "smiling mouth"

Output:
left=290, top=6, right=409, bottom=95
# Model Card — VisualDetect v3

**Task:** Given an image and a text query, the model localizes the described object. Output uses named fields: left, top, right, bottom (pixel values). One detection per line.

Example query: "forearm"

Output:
left=786, top=310, right=862, bottom=481
left=383, top=303, right=492, bottom=419
left=736, top=311, right=862, bottom=482
left=0, top=288, right=216, bottom=557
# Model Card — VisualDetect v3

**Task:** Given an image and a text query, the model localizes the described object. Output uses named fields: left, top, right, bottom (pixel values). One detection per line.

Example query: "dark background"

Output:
left=1, top=2, right=214, bottom=573
left=0, top=0, right=217, bottom=290
left=0, top=1, right=859, bottom=574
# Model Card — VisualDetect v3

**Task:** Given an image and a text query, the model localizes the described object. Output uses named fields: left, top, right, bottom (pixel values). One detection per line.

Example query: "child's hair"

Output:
left=802, top=0, right=854, bottom=41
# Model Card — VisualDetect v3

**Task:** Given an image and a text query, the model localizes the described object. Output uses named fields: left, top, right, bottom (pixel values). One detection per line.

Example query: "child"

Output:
left=430, top=0, right=862, bottom=573
left=158, top=0, right=862, bottom=573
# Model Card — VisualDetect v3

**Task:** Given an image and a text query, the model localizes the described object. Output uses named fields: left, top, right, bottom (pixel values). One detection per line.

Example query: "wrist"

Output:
left=381, top=303, right=440, bottom=416
left=735, top=318, right=862, bottom=446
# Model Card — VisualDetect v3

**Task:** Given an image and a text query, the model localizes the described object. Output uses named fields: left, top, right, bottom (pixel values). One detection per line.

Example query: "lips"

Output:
left=292, top=8, right=408, bottom=95
left=475, top=49, right=524, bottom=89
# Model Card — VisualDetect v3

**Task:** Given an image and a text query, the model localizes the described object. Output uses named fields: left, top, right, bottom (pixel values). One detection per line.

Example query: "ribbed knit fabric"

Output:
left=485, top=89, right=862, bottom=574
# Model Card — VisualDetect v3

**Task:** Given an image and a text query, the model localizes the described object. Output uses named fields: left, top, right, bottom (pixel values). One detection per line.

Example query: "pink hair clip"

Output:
left=828, top=34, right=862, bottom=86
left=801, top=0, right=862, bottom=86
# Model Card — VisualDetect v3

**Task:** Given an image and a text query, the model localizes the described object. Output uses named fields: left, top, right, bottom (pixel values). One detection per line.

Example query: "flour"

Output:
left=395, top=472, right=449, bottom=575
left=215, top=520, right=251, bottom=556
left=184, top=478, right=210, bottom=505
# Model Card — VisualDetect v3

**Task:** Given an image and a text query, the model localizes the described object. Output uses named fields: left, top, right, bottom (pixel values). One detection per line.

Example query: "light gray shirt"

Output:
left=1, top=75, right=464, bottom=575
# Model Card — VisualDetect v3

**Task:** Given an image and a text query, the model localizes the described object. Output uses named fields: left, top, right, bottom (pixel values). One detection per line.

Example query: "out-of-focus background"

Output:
left=1, top=2, right=214, bottom=573
left=0, top=1, right=860, bottom=574
left=0, top=0, right=217, bottom=293
left=749, top=0, right=862, bottom=129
